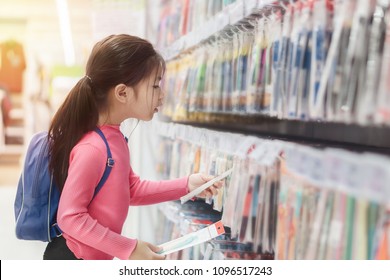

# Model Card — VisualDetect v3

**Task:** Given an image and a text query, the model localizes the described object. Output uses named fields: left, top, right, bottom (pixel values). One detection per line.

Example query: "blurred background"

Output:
left=0, top=0, right=161, bottom=259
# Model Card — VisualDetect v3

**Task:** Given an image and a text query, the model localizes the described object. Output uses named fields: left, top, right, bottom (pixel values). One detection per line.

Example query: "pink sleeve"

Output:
left=129, top=166, right=189, bottom=206
left=57, top=144, right=136, bottom=260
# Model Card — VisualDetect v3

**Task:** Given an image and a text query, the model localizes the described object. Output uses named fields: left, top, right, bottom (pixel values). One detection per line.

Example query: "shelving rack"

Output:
left=156, top=0, right=390, bottom=260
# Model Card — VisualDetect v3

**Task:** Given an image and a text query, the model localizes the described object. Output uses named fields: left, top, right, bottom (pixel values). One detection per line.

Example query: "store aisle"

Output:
left=0, top=154, right=46, bottom=260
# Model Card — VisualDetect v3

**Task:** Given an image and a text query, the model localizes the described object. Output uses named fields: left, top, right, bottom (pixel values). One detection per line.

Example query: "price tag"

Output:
left=308, top=148, right=325, bottom=187
left=325, top=149, right=345, bottom=193
left=364, top=154, right=390, bottom=204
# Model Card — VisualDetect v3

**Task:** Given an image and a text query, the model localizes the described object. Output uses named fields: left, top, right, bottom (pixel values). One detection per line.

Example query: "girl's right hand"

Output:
left=129, top=240, right=166, bottom=260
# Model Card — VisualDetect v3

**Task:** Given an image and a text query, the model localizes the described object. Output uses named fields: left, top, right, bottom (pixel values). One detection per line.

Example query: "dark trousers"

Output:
left=43, top=236, right=81, bottom=260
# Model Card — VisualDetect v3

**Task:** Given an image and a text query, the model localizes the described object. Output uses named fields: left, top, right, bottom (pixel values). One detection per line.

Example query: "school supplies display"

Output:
left=158, top=0, right=390, bottom=127
left=155, top=0, right=390, bottom=261
left=14, top=128, right=114, bottom=242
left=155, top=122, right=283, bottom=258
left=157, top=0, right=238, bottom=51
left=277, top=144, right=390, bottom=259
left=155, top=122, right=390, bottom=259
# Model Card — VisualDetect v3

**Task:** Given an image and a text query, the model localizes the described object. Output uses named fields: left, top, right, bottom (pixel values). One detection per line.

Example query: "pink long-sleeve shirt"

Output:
left=57, top=125, right=189, bottom=260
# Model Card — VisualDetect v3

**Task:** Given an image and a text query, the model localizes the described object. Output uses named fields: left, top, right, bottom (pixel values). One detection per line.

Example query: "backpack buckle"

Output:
left=107, top=158, right=115, bottom=167
left=52, top=223, right=63, bottom=238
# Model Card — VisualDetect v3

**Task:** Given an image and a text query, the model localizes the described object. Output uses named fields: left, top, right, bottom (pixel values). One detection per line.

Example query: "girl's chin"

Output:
left=145, top=113, right=155, bottom=121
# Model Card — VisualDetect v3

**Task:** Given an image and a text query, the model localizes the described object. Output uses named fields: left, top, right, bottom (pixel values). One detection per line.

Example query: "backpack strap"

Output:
left=52, top=128, right=114, bottom=239
left=93, top=127, right=115, bottom=197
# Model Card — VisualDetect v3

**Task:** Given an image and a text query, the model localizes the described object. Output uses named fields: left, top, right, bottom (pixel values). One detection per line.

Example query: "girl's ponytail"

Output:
left=48, top=76, right=101, bottom=191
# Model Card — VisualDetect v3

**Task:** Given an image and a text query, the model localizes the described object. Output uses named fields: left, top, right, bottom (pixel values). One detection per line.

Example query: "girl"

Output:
left=44, top=34, right=221, bottom=260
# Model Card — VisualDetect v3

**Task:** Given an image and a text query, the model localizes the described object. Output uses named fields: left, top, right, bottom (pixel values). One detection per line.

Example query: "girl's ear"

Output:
left=114, top=84, right=134, bottom=103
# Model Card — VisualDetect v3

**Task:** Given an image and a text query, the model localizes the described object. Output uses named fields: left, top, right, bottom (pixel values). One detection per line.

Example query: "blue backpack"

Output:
left=14, top=128, right=114, bottom=242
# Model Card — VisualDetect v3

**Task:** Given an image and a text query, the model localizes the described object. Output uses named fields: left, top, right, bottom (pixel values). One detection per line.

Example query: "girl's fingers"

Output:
left=209, top=186, right=218, bottom=196
left=153, top=253, right=166, bottom=260
left=200, top=174, right=214, bottom=182
left=200, top=174, right=224, bottom=187
left=202, top=186, right=218, bottom=198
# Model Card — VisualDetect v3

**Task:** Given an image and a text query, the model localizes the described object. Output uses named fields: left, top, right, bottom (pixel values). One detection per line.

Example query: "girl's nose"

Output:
left=160, top=89, right=165, bottom=100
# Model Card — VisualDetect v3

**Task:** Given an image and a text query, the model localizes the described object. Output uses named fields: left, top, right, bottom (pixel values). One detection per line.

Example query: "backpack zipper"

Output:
left=47, top=174, right=53, bottom=242
left=32, top=138, right=48, bottom=198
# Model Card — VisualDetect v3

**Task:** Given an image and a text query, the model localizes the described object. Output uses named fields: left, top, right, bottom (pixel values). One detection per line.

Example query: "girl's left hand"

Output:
left=187, top=173, right=224, bottom=199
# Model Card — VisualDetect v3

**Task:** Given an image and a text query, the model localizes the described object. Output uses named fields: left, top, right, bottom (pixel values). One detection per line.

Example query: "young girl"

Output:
left=43, top=34, right=221, bottom=260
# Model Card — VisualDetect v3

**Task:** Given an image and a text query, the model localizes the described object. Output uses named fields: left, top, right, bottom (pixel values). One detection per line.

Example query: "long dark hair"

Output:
left=48, top=34, right=165, bottom=191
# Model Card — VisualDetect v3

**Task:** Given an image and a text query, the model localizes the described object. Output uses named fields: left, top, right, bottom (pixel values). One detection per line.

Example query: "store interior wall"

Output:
left=0, top=0, right=160, bottom=259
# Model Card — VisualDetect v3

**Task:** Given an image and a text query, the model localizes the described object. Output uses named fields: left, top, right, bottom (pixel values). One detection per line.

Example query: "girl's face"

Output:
left=129, top=66, right=164, bottom=121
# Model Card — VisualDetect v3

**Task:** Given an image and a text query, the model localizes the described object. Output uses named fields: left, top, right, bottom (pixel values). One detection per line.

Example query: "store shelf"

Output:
left=156, top=0, right=390, bottom=261
left=158, top=0, right=390, bottom=154
left=160, top=0, right=276, bottom=61
left=162, top=113, right=390, bottom=154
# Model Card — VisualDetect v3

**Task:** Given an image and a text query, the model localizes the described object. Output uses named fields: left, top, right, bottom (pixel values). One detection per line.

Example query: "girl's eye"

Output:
left=153, top=85, right=160, bottom=89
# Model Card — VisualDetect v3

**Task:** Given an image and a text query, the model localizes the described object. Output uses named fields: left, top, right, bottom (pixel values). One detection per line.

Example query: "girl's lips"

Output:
left=155, top=103, right=163, bottom=112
